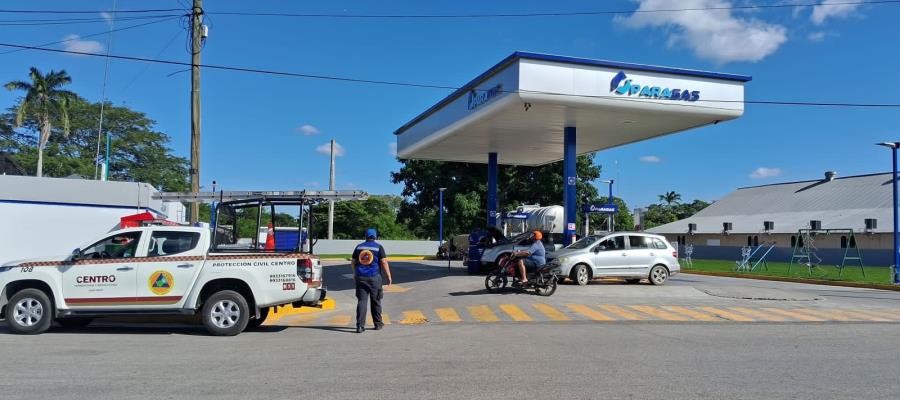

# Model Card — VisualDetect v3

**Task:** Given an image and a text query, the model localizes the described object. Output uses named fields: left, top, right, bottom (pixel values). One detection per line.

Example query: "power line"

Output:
left=0, top=16, right=180, bottom=55
left=204, top=0, right=899, bottom=18
left=0, top=13, right=182, bottom=26
left=1, top=41, right=899, bottom=109
left=0, top=8, right=182, bottom=14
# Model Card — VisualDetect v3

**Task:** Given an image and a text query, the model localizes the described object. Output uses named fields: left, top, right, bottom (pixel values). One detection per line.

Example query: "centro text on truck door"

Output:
left=61, top=231, right=142, bottom=309
left=135, top=230, right=205, bottom=308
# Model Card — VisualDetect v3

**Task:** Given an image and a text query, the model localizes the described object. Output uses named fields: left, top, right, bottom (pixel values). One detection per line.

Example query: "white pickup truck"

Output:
left=0, top=225, right=324, bottom=336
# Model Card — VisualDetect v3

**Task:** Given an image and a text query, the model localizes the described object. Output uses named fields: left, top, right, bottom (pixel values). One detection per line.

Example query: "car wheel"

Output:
left=649, top=265, right=669, bottom=285
left=624, top=279, right=642, bottom=285
left=57, top=318, right=93, bottom=329
left=570, top=264, right=591, bottom=286
left=7, top=288, right=53, bottom=335
left=202, top=290, right=250, bottom=336
left=245, top=307, right=270, bottom=330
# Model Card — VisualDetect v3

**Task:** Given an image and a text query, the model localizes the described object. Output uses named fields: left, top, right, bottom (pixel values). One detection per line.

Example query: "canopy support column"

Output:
left=564, top=127, right=577, bottom=245
left=487, top=152, right=498, bottom=227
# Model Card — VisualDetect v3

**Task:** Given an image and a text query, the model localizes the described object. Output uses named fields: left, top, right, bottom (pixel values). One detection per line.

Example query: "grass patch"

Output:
left=684, top=259, right=892, bottom=285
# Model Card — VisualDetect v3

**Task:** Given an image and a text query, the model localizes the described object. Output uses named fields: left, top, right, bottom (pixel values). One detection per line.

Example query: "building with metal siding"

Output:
left=647, top=172, right=892, bottom=266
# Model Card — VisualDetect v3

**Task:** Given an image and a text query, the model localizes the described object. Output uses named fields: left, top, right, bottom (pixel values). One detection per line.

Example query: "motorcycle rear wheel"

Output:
left=534, top=278, right=558, bottom=297
left=485, top=271, right=508, bottom=292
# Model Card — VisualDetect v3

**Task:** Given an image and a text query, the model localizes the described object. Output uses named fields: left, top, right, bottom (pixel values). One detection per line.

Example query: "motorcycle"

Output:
left=484, top=253, right=560, bottom=296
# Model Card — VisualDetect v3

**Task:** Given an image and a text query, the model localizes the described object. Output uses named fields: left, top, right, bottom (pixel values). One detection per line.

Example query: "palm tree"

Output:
left=658, top=191, right=682, bottom=206
left=5, top=67, right=76, bottom=177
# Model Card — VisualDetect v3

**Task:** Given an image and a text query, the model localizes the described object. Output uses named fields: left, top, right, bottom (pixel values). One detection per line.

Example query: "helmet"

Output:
left=365, top=228, right=378, bottom=239
left=532, top=230, right=543, bottom=241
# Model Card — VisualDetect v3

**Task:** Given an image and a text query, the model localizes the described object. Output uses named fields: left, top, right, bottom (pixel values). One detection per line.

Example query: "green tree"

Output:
left=2, top=98, right=188, bottom=191
left=312, top=195, right=414, bottom=240
left=658, top=191, right=682, bottom=206
left=5, top=67, right=76, bottom=177
left=391, top=154, right=603, bottom=238
left=641, top=204, right=678, bottom=229
left=672, top=199, right=710, bottom=220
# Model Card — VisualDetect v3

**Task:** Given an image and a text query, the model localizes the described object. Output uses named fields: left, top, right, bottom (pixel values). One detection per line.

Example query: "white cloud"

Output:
left=61, top=34, right=104, bottom=55
left=296, top=124, right=320, bottom=136
left=640, top=155, right=662, bottom=163
left=811, top=0, right=861, bottom=25
left=618, top=0, right=788, bottom=64
left=807, top=31, right=827, bottom=42
left=100, top=12, right=114, bottom=26
left=388, top=142, right=398, bottom=156
left=749, top=167, right=782, bottom=179
left=315, top=141, right=345, bottom=157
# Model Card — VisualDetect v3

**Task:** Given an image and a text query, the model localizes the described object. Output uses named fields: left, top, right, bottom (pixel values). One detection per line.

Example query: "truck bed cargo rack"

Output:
left=154, top=190, right=368, bottom=203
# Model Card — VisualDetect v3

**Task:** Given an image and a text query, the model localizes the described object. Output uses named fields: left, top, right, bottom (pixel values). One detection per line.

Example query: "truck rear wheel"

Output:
left=245, top=307, right=270, bottom=330
left=7, top=288, right=53, bottom=335
left=202, top=290, right=250, bottom=336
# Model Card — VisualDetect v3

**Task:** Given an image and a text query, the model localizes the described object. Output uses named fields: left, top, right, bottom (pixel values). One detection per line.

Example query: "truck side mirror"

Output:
left=70, top=248, right=82, bottom=261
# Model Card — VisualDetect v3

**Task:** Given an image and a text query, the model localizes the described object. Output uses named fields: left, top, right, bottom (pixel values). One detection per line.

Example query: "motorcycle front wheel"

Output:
left=485, top=271, right=508, bottom=292
left=534, top=278, right=558, bottom=297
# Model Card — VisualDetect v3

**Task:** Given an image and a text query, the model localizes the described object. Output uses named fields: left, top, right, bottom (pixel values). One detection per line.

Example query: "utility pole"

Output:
left=328, top=139, right=335, bottom=240
left=189, top=0, right=203, bottom=224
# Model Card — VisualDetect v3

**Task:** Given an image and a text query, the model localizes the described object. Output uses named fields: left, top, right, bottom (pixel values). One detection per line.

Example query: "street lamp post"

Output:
left=601, top=179, right=615, bottom=232
left=877, top=142, right=900, bottom=284
left=439, top=188, right=448, bottom=272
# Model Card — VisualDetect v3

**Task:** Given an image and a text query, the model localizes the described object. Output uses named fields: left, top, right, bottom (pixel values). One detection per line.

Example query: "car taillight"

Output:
left=672, top=251, right=678, bottom=258
left=297, top=258, right=313, bottom=282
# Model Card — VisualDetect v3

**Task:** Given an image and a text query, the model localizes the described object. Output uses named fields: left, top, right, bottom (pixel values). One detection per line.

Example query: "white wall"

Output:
left=0, top=203, right=154, bottom=264
left=312, top=240, right=440, bottom=256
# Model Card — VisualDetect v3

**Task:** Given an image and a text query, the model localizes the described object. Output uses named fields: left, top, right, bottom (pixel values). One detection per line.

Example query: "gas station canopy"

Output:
left=395, top=51, right=751, bottom=166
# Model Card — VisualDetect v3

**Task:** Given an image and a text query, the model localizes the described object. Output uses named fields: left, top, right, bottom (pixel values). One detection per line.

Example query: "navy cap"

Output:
left=365, top=228, right=377, bottom=239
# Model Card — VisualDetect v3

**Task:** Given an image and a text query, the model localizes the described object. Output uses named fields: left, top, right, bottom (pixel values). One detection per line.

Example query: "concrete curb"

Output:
left=682, top=270, right=900, bottom=292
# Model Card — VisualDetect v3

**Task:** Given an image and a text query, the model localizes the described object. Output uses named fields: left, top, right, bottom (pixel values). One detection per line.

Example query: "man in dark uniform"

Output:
left=351, top=228, right=392, bottom=333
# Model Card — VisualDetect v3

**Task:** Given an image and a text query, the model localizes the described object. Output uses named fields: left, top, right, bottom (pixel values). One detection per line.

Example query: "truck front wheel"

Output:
left=202, top=290, right=250, bottom=336
left=7, top=288, right=53, bottom=335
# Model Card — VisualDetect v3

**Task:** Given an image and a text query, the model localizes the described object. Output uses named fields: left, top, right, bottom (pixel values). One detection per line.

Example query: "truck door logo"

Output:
left=148, top=270, right=174, bottom=295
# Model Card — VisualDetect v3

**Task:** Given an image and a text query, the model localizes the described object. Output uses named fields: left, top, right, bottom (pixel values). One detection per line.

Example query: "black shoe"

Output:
left=373, top=324, right=384, bottom=331
left=356, top=326, right=366, bottom=333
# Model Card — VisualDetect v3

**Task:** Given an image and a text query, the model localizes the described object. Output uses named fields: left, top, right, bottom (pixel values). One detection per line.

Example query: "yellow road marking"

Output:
left=662, top=306, right=721, bottom=321
left=468, top=305, right=500, bottom=322
left=327, top=314, right=353, bottom=326
left=384, top=285, right=411, bottom=293
left=698, top=307, right=755, bottom=322
left=399, top=310, right=429, bottom=325
left=435, top=308, right=462, bottom=322
left=599, top=304, right=645, bottom=320
left=833, top=309, right=893, bottom=322
left=366, top=313, right=392, bottom=326
left=728, top=307, right=788, bottom=322
left=761, top=308, right=826, bottom=322
left=499, top=304, right=533, bottom=321
left=278, top=313, right=321, bottom=326
left=794, top=308, right=854, bottom=321
left=533, top=304, right=570, bottom=321
left=629, top=305, right=689, bottom=321
left=567, top=304, right=614, bottom=321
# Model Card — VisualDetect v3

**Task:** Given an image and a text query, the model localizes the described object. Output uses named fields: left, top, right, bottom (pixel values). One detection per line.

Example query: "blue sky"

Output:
left=1, top=0, right=899, bottom=210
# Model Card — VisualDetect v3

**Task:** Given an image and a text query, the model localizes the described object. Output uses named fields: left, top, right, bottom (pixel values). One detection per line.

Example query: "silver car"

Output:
left=547, top=232, right=680, bottom=286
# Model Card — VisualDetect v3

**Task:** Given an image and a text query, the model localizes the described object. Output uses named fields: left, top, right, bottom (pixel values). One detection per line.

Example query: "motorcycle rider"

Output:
left=514, top=230, right=545, bottom=285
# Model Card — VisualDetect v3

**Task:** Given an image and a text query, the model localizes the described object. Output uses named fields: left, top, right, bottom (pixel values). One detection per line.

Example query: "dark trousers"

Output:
left=355, top=275, right=383, bottom=328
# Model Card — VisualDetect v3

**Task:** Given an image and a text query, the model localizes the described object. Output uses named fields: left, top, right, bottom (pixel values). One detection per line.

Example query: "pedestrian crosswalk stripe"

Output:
left=268, top=313, right=318, bottom=326
left=499, top=304, right=533, bottom=321
left=834, top=309, right=893, bottom=322
left=435, top=307, right=462, bottom=322
left=400, top=310, right=428, bottom=325
left=662, top=306, right=721, bottom=321
left=366, top=313, right=392, bottom=326
left=630, top=305, right=689, bottom=321
left=599, top=304, right=645, bottom=320
left=468, top=305, right=500, bottom=322
left=328, top=314, right=353, bottom=326
left=728, top=307, right=787, bottom=322
left=761, top=308, right=826, bottom=322
left=794, top=308, right=854, bottom=321
left=533, top=304, right=570, bottom=321
left=567, top=304, right=614, bottom=321
left=698, top=307, right=755, bottom=322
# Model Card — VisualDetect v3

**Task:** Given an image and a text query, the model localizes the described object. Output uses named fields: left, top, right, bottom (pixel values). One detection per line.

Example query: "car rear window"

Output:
left=651, top=238, right=669, bottom=250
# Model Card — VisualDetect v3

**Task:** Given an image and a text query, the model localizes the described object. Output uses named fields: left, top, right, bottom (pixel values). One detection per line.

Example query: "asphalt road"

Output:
left=2, top=261, right=900, bottom=400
